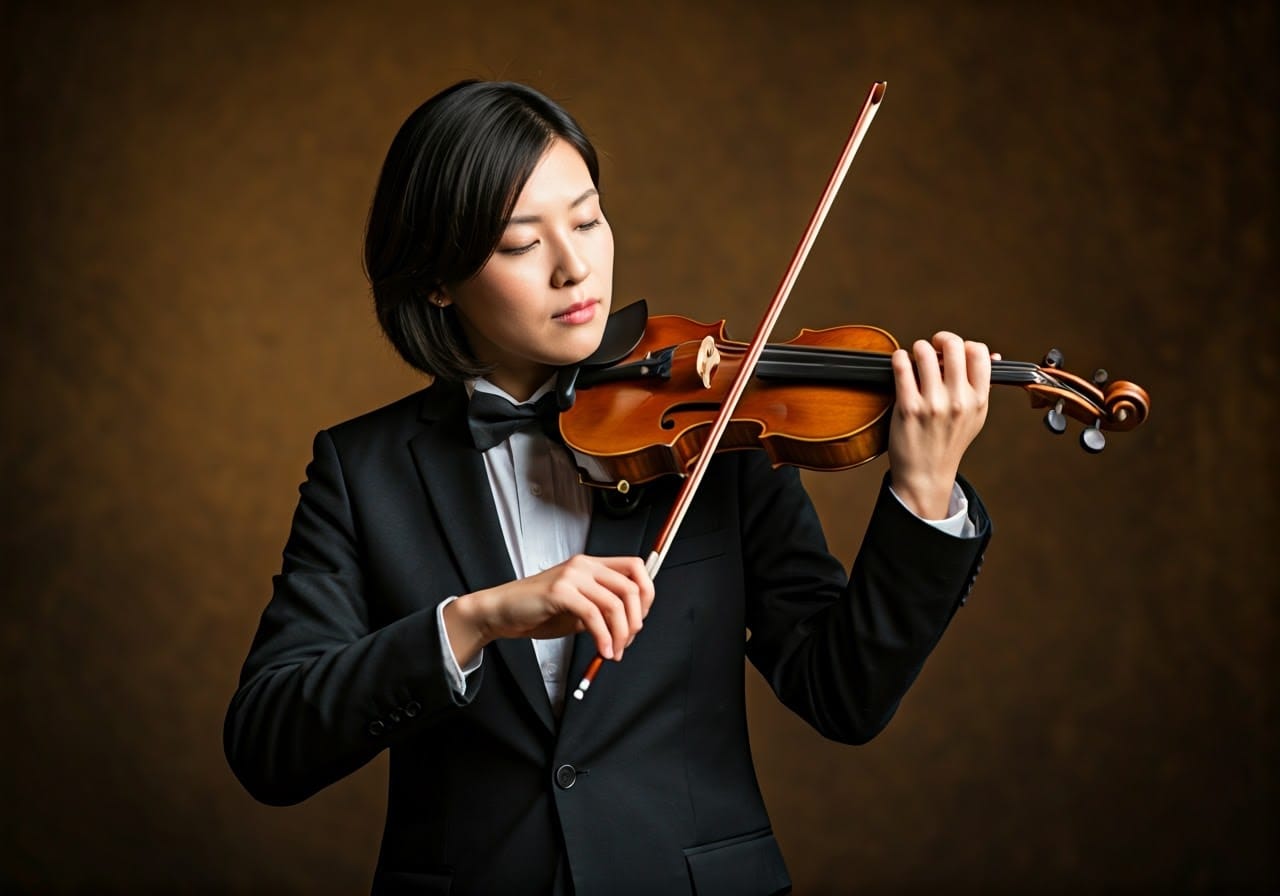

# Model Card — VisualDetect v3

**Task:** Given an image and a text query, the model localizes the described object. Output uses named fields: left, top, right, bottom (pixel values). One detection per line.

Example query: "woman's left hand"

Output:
left=887, top=331, right=995, bottom=520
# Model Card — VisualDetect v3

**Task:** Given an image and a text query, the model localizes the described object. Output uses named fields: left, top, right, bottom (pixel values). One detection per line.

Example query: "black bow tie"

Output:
left=467, top=391, right=562, bottom=451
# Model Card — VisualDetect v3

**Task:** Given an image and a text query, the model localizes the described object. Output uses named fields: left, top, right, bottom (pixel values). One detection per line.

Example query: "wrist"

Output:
left=889, top=471, right=956, bottom=520
left=443, top=592, right=493, bottom=666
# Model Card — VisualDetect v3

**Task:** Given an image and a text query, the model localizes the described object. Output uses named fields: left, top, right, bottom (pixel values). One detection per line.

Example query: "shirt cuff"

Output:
left=888, top=481, right=976, bottom=539
left=437, top=596, right=484, bottom=696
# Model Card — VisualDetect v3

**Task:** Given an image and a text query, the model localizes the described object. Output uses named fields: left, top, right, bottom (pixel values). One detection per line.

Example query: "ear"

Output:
left=429, top=288, right=453, bottom=309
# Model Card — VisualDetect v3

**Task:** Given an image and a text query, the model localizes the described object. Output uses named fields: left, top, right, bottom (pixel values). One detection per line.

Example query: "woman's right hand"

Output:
left=442, top=555, right=655, bottom=667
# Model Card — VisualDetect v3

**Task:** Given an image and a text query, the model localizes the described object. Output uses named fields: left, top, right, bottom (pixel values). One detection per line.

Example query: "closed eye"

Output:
left=497, top=241, right=538, bottom=256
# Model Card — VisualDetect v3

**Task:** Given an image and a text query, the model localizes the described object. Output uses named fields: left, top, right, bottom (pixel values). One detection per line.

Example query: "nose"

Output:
left=551, top=240, right=590, bottom=288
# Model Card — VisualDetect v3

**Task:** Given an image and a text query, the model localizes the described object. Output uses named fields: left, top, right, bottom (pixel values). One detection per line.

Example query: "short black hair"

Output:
left=364, top=80, right=600, bottom=381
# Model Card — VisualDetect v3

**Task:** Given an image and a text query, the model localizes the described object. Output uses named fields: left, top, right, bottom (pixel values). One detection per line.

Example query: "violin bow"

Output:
left=573, top=81, right=887, bottom=701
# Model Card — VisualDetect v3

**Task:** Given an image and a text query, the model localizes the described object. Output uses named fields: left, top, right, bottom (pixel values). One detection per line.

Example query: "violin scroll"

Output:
left=1027, top=348, right=1150, bottom=453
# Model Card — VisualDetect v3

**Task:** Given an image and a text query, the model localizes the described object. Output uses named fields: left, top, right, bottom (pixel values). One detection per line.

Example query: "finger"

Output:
left=931, top=330, right=966, bottom=392
left=913, top=338, right=944, bottom=400
left=599, top=555, right=654, bottom=650
left=560, top=591, right=614, bottom=659
left=599, top=555, right=655, bottom=620
left=577, top=576, right=633, bottom=660
left=590, top=563, right=644, bottom=640
left=891, top=347, right=920, bottom=408
left=965, top=340, right=992, bottom=395
left=557, top=556, right=631, bottom=650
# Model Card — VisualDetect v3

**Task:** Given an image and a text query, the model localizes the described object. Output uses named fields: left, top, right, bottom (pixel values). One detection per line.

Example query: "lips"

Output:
left=553, top=299, right=601, bottom=325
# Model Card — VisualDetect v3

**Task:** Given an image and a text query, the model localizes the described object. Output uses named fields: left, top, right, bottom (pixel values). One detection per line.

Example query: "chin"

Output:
left=563, top=324, right=608, bottom=364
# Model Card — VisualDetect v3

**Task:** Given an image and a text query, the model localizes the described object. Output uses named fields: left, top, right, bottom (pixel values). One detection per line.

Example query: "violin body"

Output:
left=562, top=315, right=902, bottom=487
left=559, top=311, right=1150, bottom=490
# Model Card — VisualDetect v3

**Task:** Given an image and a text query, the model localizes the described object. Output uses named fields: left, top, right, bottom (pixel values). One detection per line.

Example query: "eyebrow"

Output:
left=506, top=188, right=598, bottom=226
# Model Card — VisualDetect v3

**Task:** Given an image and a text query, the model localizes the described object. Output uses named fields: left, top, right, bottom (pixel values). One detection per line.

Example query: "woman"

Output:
left=225, top=79, right=993, bottom=896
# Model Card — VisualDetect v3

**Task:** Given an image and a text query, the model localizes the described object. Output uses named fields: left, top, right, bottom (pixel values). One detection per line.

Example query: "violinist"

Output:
left=224, top=79, right=994, bottom=896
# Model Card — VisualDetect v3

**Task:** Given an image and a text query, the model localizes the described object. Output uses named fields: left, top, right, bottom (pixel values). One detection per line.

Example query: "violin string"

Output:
left=747, top=346, right=1103, bottom=416
left=754, top=344, right=1043, bottom=385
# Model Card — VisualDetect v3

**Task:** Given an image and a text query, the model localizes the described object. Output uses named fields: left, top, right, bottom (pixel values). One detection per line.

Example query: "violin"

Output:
left=556, top=300, right=1151, bottom=492
left=566, top=81, right=1150, bottom=701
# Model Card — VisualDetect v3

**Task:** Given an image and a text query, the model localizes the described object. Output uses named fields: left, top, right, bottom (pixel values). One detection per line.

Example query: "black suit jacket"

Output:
left=225, top=381, right=991, bottom=896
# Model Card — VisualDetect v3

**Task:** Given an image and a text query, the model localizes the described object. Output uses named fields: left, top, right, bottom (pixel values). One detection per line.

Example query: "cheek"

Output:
left=451, top=273, right=539, bottom=349
left=472, top=268, right=540, bottom=317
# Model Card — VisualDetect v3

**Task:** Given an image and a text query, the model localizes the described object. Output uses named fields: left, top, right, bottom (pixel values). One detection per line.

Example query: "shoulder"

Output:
left=323, top=380, right=462, bottom=450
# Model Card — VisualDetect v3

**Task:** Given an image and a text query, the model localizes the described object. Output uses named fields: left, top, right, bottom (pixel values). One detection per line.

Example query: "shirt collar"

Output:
left=467, top=375, right=555, bottom=406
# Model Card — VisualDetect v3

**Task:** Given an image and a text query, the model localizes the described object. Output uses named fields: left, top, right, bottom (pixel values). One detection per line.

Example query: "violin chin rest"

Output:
left=582, top=299, right=648, bottom=368
left=557, top=299, right=649, bottom=411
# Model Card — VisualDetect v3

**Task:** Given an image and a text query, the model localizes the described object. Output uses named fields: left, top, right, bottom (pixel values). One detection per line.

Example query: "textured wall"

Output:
left=2, top=1, right=1275, bottom=893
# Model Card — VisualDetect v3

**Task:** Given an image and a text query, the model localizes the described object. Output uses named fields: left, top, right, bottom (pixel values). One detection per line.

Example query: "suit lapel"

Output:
left=408, top=383, right=557, bottom=734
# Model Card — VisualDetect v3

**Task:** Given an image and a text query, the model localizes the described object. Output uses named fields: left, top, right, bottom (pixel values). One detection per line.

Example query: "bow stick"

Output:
left=573, top=81, right=887, bottom=701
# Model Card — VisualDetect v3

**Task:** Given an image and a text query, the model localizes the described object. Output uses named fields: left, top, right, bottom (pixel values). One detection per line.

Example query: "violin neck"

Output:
left=756, top=344, right=1041, bottom=388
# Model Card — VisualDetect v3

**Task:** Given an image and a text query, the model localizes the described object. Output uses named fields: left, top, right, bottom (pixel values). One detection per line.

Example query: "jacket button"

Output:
left=404, top=700, right=421, bottom=718
left=554, top=764, right=577, bottom=790
left=368, top=720, right=386, bottom=736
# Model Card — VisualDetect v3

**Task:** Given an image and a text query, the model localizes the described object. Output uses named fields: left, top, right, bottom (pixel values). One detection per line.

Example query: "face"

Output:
left=440, top=137, right=614, bottom=400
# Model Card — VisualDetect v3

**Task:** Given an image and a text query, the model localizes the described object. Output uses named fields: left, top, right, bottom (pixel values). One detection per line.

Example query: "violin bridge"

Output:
left=696, top=336, right=721, bottom=389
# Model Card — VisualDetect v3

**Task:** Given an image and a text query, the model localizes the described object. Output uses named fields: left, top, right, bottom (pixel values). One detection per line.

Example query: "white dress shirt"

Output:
left=438, top=376, right=975, bottom=712
left=438, top=378, right=590, bottom=714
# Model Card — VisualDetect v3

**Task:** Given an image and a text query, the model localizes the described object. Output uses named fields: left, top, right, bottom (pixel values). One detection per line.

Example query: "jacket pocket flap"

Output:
left=661, top=527, right=730, bottom=569
left=684, top=829, right=791, bottom=895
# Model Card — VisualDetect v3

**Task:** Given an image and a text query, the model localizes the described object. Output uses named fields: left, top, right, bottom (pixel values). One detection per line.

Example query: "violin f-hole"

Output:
left=660, top=402, right=722, bottom=430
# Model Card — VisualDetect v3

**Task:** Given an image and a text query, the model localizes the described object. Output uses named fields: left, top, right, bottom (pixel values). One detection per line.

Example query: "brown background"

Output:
left=2, top=1, right=1276, bottom=893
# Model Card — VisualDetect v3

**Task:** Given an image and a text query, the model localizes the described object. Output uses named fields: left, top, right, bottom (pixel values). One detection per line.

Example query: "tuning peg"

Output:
left=1080, top=419, right=1106, bottom=453
left=1042, top=348, right=1064, bottom=368
left=1044, top=399, right=1068, bottom=434
left=1092, top=368, right=1109, bottom=385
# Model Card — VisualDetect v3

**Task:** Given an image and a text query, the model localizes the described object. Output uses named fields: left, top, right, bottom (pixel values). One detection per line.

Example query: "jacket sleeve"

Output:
left=740, top=453, right=991, bottom=745
left=223, top=429, right=480, bottom=806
